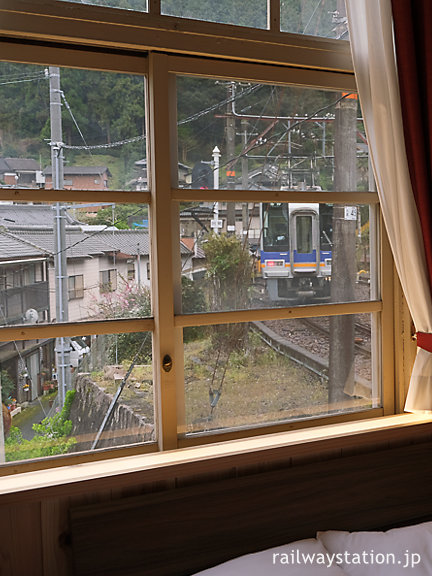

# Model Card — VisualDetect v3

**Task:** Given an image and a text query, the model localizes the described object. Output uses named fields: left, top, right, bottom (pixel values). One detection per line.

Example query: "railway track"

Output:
left=300, top=317, right=371, bottom=356
left=251, top=317, right=372, bottom=398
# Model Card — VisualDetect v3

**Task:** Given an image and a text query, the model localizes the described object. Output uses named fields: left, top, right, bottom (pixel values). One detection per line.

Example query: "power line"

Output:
left=0, top=72, right=47, bottom=87
left=60, top=91, right=90, bottom=151
left=178, top=84, right=261, bottom=125
left=62, top=134, right=145, bottom=150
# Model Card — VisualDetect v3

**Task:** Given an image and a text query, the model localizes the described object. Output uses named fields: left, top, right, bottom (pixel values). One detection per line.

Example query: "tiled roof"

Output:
left=0, top=232, right=48, bottom=260
left=0, top=205, right=190, bottom=260
left=0, top=157, right=40, bottom=173
left=97, top=230, right=150, bottom=256
left=0, top=204, right=81, bottom=228
left=15, top=230, right=113, bottom=259
left=43, top=166, right=111, bottom=176
left=98, top=230, right=191, bottom=256
left=180, top=206, right=213, bottom=218
left=180, top=237, right=205, bottom=258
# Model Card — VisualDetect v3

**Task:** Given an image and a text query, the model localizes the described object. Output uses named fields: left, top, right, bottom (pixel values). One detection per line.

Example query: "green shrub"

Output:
left=5, top=390, right=77, bottom=462
left=0, top=370, right=15, bottom=403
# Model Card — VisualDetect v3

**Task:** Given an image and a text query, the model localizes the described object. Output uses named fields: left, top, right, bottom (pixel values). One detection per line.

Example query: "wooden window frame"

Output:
left=0, top=3, right=399, bottom=475
left=0, top=0, right=352, bottom=72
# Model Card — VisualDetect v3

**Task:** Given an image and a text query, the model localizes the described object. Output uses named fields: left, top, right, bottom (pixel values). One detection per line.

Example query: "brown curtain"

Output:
left=392, top=0, right=432, bottom=293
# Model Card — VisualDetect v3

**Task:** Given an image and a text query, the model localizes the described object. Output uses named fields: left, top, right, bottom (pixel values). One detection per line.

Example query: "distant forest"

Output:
left=58, top=0, right=339, bottom=36
left=0, top=0, right=354, bottom=192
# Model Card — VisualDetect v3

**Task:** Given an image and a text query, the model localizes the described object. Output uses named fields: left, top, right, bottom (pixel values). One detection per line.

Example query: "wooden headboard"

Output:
left=69, top=440, right=432, bottom=576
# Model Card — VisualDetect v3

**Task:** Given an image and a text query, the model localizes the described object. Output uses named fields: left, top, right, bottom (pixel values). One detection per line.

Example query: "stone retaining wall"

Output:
left=70, top=374, right=154, bottom=451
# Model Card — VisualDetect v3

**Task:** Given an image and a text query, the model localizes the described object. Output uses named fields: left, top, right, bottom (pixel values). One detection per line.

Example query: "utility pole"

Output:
left=49, top=67, right=64, bottom=191
left=212, top=146, right=221, bottom=235
left=226, top=82, right=236, bottom=234
left=49, top=66, right=71, bottom=406
left=241, top=118, right=249, bottom=237
left=328, top=91, right=358, bottom=407
left=328, top=0, right=356, bottom=408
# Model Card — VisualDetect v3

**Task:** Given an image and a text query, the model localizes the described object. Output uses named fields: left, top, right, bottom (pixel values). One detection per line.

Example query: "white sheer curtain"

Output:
left=345, top=0, right=432, bottom=411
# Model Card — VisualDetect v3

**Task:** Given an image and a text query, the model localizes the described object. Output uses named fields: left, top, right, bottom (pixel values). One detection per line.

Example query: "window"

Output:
left=280, top=0, right=349, bottom=40
left=100, top=269, right=117, bottom=293
left=0, top=1, right=395, bottom=473
left=68, top=275, right=84, bottom=300
left=295, top=215, right=313, bottom=254
left=127, top=261, right=135, bottom=281
left=57, top=0, right=149, bottom=13
left=161, top=0, right=268, bottom=28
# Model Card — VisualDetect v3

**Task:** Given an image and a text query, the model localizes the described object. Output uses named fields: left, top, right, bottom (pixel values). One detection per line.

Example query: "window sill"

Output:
left=1, top=413, right=432, bottom=498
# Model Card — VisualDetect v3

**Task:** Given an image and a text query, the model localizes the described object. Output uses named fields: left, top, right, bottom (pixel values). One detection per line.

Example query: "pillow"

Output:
left=317, top=521, right=432, bottom=576
left=193, top=538, right=348, bottom=575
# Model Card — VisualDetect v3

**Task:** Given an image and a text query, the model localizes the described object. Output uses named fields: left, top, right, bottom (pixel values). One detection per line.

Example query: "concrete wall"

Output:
left=69, top=373, right=154, bottom=451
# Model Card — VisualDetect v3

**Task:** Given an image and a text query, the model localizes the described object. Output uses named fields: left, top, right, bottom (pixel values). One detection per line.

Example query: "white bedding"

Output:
left=317, top=521, right=432, bottom=575
left=193, top=521, right=432, bottom=575
left=193, top=538, right=347, bottom=575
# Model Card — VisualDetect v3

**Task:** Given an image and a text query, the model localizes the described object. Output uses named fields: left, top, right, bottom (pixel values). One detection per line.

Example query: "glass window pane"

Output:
left=183, top=314, right=379, bottom=435
left=280, top=0, right=349, bottom=40
left=179, top=202, right=377, bottom=313
left=0, top=202, right=151, bottom=326
left=0, top=62, right=147, bottom=191
left=57, top=0, right=148, bottom=12
left=161, top=0, right=267, bottom=28
left=177, top=77, right=367, bottom=192
left=1, top=331, right=154, bottom=464
left=296, top=214, right=312, bottom=253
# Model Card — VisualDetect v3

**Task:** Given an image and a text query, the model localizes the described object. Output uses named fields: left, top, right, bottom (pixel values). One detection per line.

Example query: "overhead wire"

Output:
left=0, top=71, right=47, bottom=87
left=178, top=83, right=261, bottom=125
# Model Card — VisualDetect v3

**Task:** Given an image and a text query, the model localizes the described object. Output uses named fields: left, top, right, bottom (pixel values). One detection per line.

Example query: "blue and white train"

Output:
left=261, top=202, right=333, bottom=301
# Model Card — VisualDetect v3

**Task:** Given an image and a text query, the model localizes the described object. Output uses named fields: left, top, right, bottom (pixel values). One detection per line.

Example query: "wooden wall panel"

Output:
left=1, top=423, right=432, bottom=576
left=41, top=498, right=72, bottom=576
left=69, top=442, right=432, bottom=576
left=0, top=502, right=43, bottom=576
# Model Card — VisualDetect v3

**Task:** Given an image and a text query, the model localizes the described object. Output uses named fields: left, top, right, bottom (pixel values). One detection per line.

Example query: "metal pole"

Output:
left=54, top=204, right=71, bottom=406
left=212, top=146, right=221, bottom=235
left=137, top=242, right=141, bottom=285
left=288, top=120, right=293, bottom=188
left=50, top=66, right=70, bottom=406
left=241, top=118, right=249, bottom=237
left=226, top=82, right=236, bottom=234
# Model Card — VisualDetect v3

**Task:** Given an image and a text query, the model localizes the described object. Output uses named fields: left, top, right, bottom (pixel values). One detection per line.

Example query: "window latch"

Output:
left=162, top=354, right=173, bottom=372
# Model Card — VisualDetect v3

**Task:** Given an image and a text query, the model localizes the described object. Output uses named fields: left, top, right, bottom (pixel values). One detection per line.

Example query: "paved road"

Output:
left=12, top=394, right=57, bottom=440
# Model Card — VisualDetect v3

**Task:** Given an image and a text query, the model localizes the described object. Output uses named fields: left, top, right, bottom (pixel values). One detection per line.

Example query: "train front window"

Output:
left=295, top=215, right=313, bottom=254
left=263, top=204, right=289, bottom=251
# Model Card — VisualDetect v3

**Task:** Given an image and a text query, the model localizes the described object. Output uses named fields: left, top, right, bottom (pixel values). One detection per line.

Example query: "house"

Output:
left=44, top=165, right=110, bottom=218
left=15, top=227, right=119, bottom=322
left=130, top=158, right=192, bottom=190
left=0, top=157, right=43, bottom=188
left=0, top=3, right=430, bottom=576
left=0, top=205, right=196, bottom=405
left=0, top=204, right=195, bottom=323
left=180, top=236, right=206, bottom=280
left=0, top=205, right=147, bottom=321
left=0, top=229, right=52, bottom=403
